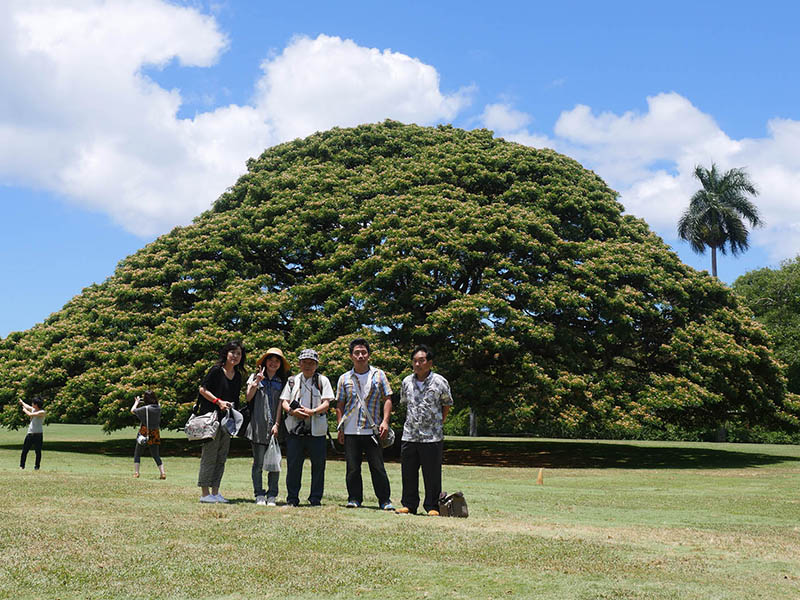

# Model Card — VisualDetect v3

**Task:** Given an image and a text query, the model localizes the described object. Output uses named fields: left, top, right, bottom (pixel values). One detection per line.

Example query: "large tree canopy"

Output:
left=2, top=121, right=798, bottom=438
left=733, top=257, right=800, bottom=396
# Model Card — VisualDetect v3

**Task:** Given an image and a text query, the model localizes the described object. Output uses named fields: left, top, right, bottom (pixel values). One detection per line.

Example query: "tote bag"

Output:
left=185, top=411, right=219, bottom=441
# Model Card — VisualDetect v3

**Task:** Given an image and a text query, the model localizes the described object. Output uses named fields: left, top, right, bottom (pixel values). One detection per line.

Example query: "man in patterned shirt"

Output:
left=396, top=344, right=453, bottom=516
left=335, top=338, right=395, bottom=510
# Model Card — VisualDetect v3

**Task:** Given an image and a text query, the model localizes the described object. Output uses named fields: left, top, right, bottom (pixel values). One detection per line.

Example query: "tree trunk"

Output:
left=469, top=407, right=478, bottom=437
left=711, top=245, right=718, bottom=278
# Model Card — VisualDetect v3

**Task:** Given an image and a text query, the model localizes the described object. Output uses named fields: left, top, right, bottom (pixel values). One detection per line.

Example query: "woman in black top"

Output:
left=197, top=340, right=246, bottom=503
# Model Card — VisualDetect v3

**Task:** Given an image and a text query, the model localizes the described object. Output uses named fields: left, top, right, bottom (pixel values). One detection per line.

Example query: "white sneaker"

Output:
left=266, top=497, right=277, bottom=507
left=199, top=495, right=217, bottom=503
left=213, top=494, right=229, bottom=504
left=256, top=495, right=266, bottom=506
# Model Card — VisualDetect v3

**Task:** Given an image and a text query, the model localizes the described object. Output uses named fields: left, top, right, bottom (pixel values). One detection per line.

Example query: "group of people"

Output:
left=18, top=338, right=453, bottom=516
left=190, top=338, right=453, bottom=515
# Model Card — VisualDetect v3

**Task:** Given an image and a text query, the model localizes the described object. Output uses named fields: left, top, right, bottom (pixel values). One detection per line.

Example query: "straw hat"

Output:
left=256, top=347, right=291, bottom=374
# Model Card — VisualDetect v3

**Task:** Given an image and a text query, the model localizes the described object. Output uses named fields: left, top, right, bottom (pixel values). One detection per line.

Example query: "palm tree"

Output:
left=677, top=163, right=762, bottom=278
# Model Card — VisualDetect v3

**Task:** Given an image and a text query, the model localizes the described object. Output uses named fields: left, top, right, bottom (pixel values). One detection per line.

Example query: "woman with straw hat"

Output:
left=245, top=347, right=290, bottom=506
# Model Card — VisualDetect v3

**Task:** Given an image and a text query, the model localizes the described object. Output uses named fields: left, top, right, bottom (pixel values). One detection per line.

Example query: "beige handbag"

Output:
left=184, top=410, right=219, bottom=441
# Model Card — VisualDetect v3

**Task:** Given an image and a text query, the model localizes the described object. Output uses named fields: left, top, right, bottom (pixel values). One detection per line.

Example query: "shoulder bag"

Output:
left=185, top=408, right=219, bottom=441
left=136, top=407, right=149, bottom=446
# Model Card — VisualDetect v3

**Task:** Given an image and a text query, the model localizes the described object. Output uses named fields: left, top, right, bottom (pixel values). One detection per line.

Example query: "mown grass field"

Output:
left=1, top=425, right=798, bottom=599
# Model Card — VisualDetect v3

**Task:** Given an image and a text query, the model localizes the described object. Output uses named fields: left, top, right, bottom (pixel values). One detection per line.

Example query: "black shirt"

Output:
left=197, top=365, right=242, bottom=416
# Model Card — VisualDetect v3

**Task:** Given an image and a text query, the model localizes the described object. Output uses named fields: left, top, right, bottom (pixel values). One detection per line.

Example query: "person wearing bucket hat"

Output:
left=280, top=348, right=334, bottom=506
left=335, top=338, right=395, bottom=510
left=245, top=348, right=290, bottom=506
left=196, top=340, right=246, bottom=504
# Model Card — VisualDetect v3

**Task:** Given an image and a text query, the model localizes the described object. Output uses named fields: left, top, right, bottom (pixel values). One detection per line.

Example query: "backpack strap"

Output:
left=312, top=372, right=323, bottom=393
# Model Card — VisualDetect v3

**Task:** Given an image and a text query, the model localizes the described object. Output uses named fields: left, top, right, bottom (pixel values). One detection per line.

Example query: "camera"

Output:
left=289, top=399, right=311, bottom=435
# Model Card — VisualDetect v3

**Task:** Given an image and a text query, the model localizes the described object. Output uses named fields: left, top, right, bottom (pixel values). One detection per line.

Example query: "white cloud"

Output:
left=483, top=93, right=800, bottom=264
left=479, top=103, right=554, bottom=150
left=0, top=3, right=470, bottom=236
left=254, top=34, right=471, bottom=142
left=481, top=103, right=531, bottom=133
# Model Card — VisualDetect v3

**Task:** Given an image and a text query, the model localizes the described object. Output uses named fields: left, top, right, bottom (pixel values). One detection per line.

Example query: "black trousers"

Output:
left=133, top=442, right=163, bottom=466
left=400, top=440, right=443, bottom=513
left=344, top=434, right=391, bottom=505
left=20, top=433, right=43, bottom=469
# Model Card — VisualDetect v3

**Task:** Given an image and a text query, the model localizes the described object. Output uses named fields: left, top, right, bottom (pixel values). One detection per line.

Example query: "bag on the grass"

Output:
left=438, top=491, right=468, bottom=518
left=185, top=410, right=219, bottom=441
left=263, top=436, right=281, bottom=472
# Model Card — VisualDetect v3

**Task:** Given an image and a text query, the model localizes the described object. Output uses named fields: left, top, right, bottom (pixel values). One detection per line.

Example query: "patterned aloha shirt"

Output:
left=400, top=371, right=453, bottom=443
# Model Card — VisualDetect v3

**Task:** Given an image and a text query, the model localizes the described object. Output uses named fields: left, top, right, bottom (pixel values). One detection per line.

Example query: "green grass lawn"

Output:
left=1, top=425, right=798, bottom=599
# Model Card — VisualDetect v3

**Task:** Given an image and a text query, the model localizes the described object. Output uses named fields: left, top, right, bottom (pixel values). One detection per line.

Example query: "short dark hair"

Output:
left=143, top=390, right=158, bottom=405
left=217, top=340, right=246, bottom=372
left=31, top=397, right=44, bottom=409
left=349, top=338, right=371, bottom=355
left=412, top=344, right=433, bottom=361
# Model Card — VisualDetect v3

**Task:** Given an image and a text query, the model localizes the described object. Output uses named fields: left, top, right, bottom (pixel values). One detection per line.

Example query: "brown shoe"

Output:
left=427, top=510, right=439, bottom=516
left=159, top=474, right=166, bottom=480
left=133, top=473, right=140, bottom=478
left=395, top=507, right=411, bottom=514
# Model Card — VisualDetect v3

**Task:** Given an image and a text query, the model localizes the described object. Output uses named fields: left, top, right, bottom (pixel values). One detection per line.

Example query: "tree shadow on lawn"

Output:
left=441, top=439, right=799, bottom=469
left=2, top=436, right=796, bottom=469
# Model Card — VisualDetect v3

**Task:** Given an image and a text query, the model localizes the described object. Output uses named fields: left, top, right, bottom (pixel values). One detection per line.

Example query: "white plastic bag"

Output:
left=263, top=436, right=281, bottom=472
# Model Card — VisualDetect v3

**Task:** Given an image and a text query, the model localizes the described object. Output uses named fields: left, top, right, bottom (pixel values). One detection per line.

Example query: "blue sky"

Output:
left=2, top=0, right=799, bottom=338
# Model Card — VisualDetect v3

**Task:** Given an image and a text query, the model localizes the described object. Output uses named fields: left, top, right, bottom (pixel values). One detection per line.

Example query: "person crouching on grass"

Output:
left=281, top=349, right=334, bottom=507
left=197, top=340, right=246, bottom=504
left=19, top=397, right=45, bottom=470
left=131, top=390, right=166, bottom=480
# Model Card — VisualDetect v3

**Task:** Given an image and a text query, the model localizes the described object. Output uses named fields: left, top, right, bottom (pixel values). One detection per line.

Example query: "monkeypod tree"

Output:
left=1, top=121, right=797, bottom=438
left=733, top=257, right=800, bottom=396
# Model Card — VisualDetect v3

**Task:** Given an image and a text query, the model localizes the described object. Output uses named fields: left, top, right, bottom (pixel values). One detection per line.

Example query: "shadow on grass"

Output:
left=2, top=436, right=797, bottom=469
left=441, top=439, right=800, bottom=469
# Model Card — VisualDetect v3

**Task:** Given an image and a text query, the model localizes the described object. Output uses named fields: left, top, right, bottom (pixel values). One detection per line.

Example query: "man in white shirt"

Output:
left=280, top=349, right=334, bottom=506
left=335, top=338, right=394, bottom=510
